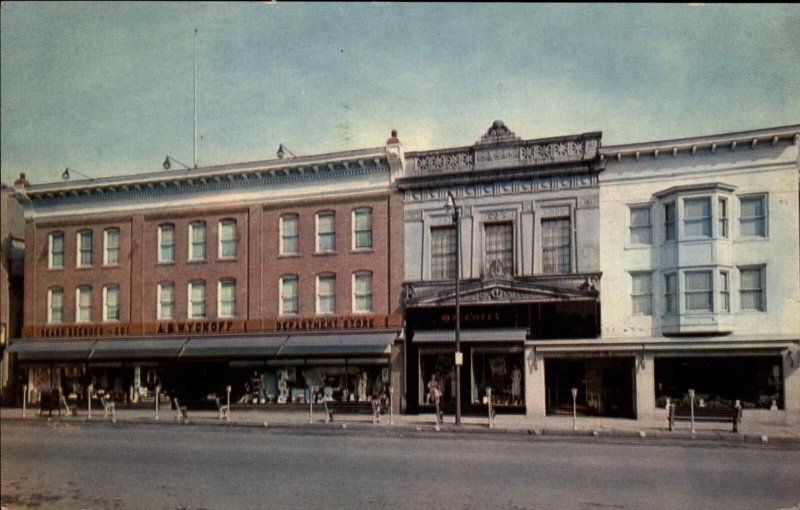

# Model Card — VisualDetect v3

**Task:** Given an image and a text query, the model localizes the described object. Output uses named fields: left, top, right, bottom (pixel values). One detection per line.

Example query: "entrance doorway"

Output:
left=545, top=358, right=635, bottom=418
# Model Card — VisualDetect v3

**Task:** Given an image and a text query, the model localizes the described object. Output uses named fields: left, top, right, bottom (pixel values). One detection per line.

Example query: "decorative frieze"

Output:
left=403, top=174, right=598, bottom=203
left=482, top=209, right=517, bottom=221
left=404, top=210, right=423, bottom=223
left=540, top=206, right=571, bottom=218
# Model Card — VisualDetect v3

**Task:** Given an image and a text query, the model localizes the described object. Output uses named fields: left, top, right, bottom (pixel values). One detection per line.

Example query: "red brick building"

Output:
left=10, top=137, right=405, bottom=412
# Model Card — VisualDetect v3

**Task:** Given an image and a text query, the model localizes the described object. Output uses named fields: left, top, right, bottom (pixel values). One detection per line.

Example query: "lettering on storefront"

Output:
left=440, top=312, right=501, bottom=324
left=276, top=316, right=376, bottom=331
left=41, top=325, right=130, bottom=338
left=156, top=320, right=234, bottom=334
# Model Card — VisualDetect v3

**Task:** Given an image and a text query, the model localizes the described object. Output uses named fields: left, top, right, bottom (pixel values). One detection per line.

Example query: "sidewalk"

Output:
left=2, top=406, right=799, bottom=445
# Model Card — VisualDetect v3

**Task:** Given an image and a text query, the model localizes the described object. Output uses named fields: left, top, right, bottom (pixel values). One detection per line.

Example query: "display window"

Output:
left=418, top=349, right=456, bottom=406
left=471, top=348, right=524, bottom=406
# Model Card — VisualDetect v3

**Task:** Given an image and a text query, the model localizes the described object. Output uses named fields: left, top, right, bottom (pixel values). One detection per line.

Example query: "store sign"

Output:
left=440, top=312, right=501, bottom=324
left=156, top=320, right=234, bottom=334
left=40, top=324, right=131, bottom=338
left=275, top=315, right=378, bottom=331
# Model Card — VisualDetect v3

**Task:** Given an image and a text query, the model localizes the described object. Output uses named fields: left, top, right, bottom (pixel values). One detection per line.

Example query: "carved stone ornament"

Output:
left=404, top=210, right=423, bottom=223
left=482, top=209, right=516, bottom=221
left=477, top=120, right=520, bottom=145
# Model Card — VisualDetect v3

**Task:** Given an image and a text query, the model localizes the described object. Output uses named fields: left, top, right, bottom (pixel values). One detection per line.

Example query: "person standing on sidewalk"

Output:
left=427, top=374, right=442, bottom=424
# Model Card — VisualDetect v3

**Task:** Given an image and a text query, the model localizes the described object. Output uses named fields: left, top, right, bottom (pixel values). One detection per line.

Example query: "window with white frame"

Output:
left=48, top=288, right=64, bottom=324
left=353, top=272, right=373, bottom=313
left=664, top=202, right=676, bottom=242
left=542, top=217, right=571, bottom=274
left=49, top=232, right=64, bottom=269
left=189, top=222, right=206, bottom=261
left=188, top=280, right=206, bottom=318
left=316, top=212, right=335, bottom=252
left=629, top=206, right=652, bottom=245
left=280, top=275, right=298, bottom=315
left=352, top=208, right=373, bottom=250
left=317, top=274, right=336, bottom=314
left=739, top=195, right=767, bottom=237
left=104, top=228, right=120, bottom=265
left=664, top=273, right=677, bottom=314
left=218, top=220, right=236, bottom=258
left=157, top=282, right=174, bottom=320
left=683, top=198, right=711, bottom=238
left=684, top=271, right=713, bottom=312
left=76, top=286, right=92, bottom=323
left=77, top=230, right=93, bottom=267
left=431, top=226, right=456, bottom=280
left=158, top=224, right=175, bottom=263
left=218, top=279, right=236, bottom=318
left=719, top=271, right=730, bottom=313
left=103, top=284, right=120, bottom=321
left=484, top=222, right=514, bottom=275
left=718, top=198, right=728, bottom=238
left=739, top=266, right=765, bottom=311
left=631, top=272, right=653, bottom=315
left=280, top=215, right=299, bottom=255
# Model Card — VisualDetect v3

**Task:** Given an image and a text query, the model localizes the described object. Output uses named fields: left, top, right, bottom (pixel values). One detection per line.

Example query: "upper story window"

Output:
left=352, top=208, right=373, bottom=250
left=664, top=273, right=677, bottom=314
left=48, top=232, right=64, bottom=269
left=631, top=272, right=653, bottom=315
left=76, top=286, right=92, bottom=323
left=353, top=272, right=373, bottom=313
left=189, top=222, right=206, bottom=261
left=218, top=220, right=237, bottom=259
left=683, top=198, right=711, bottom=238
left=103, top=284, right=120, bottom=321
left=158, top=224, right=175, bottom=263
left=316, top=274, right=336, bottom=314
left=279, top=275, right=298, bottom=316
left=739, top=266, right=765, bottom=311
left=218, top=279, right=236, bottom=318
left=542, top=217, right=571, bottom=274
left=663, top=202, right=676, bottom=242
left=48, top=288, right=64, bottom=324
left=316, top=212, right=335, bottom=253
left=280, top=215, right=299, bottom=255
left=629, top=206, right=652, bottom=245
left=719, top=271, right=730, bottom=313
left=157, top=282, right=174, bottom=320
left=104, top=228, right=120, bottom=265
left=77, top=230, right=93, bottom=267
left=188, top=280, right=206, bottom=319
left=739, top=195, right=767, bottom=237
left=684, top=271, right=712, bottom=312
left=718, top=198, right=728, bottom=238
left=431, top=226, right=456, bottom=280
left=484, top=222, right=514, bottom=276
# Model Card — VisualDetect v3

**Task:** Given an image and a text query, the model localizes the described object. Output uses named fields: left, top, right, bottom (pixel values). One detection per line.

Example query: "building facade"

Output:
left=10, top=136, right=405, bottom=412
left=597, top=125, right=800, bottom=424
left=1, top=181, right=26, bottom=404
left=398, top=121, right=605, bottom=417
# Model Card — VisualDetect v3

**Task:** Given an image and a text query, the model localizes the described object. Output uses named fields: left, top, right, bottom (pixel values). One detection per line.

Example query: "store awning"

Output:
left=182, top=335, right=288, bottom=358
left=412, top=328, right=528, bottom=344
left=279, top=332, right=398, bottom=356
left=90, top=338, right=187, bottom=360
left=8, top=339, right=97, bottom=361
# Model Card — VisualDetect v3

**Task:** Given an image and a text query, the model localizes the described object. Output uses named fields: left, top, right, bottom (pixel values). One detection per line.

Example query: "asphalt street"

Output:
left=2, top=421, right=799, bottom=510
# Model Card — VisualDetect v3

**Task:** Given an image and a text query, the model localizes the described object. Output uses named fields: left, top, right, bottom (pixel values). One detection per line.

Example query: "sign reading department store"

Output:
left=29, top=314, right=402, bottom=338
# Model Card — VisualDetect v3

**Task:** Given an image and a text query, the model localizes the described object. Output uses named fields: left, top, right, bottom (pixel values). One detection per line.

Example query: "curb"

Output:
left=4, top=415, right=799, bottom=447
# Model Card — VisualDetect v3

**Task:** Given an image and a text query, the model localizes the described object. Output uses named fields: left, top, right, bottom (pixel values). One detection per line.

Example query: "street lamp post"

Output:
left=447, top=192, right=462, bottom=426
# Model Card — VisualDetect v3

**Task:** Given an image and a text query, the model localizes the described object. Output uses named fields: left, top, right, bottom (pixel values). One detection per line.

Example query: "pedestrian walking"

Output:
left=427, top=374, right=443, bottom=424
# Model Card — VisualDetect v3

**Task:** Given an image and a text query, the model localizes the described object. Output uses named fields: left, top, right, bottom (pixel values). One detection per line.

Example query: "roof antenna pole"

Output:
left=193, top=28, right=198, bottom=169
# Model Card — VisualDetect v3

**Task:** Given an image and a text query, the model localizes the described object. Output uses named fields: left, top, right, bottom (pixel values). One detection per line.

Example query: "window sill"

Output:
left=102, top=264, right=121, bottom=269
left=75, top=266, right=94, bottom=270
left=157, top=262, right=175, bottom=267
left=350, top=248, right=375, bottom=254
left=278, top=253, right=301, bottom=259
left=187, top=259, right=208, bottom=265
left=734, top=237, right=769, bottom=243
left=217, top=257, right=238, bottom=262
left=313, top=251, right=338, bottom=257
left=48, top=267, right=65, bottom=271
left=624, top=244, right=653, bottom=251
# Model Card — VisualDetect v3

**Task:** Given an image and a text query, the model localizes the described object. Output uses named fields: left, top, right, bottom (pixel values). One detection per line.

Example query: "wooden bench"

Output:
left=668, top=405, right=742, bottom=432
left=173, top=397, right=229, bottom=423
left=322, top=401, right=388, bottom=423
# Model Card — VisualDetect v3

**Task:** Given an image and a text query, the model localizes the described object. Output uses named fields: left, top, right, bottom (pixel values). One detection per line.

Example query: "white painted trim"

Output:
left=279, top=275, right=298, bottom=316
left=188, top=280, right=206, bottom=319
left=103, top=284, right=119, bottom=322
left=217, top=279, right=236, bottom=318
left=103, top=228, right=120, bottom=265
left=218, top=220, right=237, bottom=259
left=75, top=286, right=91, bottom=323
left=351, top=271, right=373, bottom=314
left=316, top=273, right=336, bottom=315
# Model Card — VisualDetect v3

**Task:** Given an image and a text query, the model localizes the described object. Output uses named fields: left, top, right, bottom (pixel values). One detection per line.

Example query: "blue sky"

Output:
left=2, top=3, right=799, bottom=185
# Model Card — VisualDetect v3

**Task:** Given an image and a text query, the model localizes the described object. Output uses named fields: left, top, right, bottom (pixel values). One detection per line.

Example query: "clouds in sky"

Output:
left=2, top=3, right=798, bottom=184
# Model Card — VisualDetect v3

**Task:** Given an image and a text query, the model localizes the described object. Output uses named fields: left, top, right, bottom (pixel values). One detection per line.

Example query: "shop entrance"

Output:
left=545, top=358, right=635, bottom=418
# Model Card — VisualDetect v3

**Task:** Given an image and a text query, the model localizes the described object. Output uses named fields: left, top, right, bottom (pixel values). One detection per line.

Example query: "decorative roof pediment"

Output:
left=404, top=275, right=600, bottom=308
left=476, top=120, right=521, bottom=145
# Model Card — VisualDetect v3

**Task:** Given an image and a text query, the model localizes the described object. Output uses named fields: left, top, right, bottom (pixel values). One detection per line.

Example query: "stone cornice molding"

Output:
left=17, top=146, right=390, bottom=204
left=600, top=124, right=800, bottom=163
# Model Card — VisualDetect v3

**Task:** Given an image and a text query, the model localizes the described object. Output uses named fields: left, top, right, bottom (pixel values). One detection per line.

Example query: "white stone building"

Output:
left=593, top=125, right=800, bottom=424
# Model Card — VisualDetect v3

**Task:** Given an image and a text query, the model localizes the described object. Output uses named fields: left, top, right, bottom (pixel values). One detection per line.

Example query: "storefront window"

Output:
left=471, top=349, right=524, bottom=406
left=418, top=350, right=456, bottom=406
